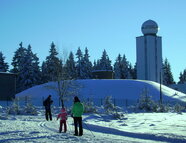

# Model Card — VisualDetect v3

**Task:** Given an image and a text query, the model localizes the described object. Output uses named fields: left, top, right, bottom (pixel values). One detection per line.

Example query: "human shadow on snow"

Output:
left=83, top=123, right=186, bottom=143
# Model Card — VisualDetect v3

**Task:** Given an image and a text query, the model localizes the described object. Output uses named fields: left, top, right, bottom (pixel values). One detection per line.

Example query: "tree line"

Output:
left=0, top=42, right=184, bottom=93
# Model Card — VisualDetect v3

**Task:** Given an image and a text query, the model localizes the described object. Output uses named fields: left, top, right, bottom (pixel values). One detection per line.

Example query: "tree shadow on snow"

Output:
left=83, top=123, right=186, bottom=143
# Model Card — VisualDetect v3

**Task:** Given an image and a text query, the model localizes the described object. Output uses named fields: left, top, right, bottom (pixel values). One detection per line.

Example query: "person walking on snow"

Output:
left=72, top=96, right=84, bottom=136
left=57, top=108, right=68, bottom=133
left=43, top=95, right=53, bottom=121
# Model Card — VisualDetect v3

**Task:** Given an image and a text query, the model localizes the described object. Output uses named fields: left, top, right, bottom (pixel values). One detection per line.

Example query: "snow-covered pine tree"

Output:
left=0, top=51, right=9, bottom=72
left=103, top=96, right=124, bottom=119
left=44, top=42, right=62, bottom=81
left=65, top=51, right=77, bottom=79
left=83, top=99, right=97, bottom=113
left=81, top=47, right=92, bottom=79
left=11, top=42, right=27, bottom=92
left=19, top=45, right=41, bottom=90
left=20, top=44, right=35, bottom=90
left=99, top=49, right=112, bottom=70
left=76, top=47, right=84, bottom=79
left=138, top=88, right=157, bottom=112
left=23, top=96, right=38, bottom=115
left=163, top=58, right=175, bottom=85
left=7, top=97, right=20, bottom=115
left=11, top=42, right=27, bottom=73
left=114, top=54, right=131, bottom=79
left=103, top=96, right=116, bottom=114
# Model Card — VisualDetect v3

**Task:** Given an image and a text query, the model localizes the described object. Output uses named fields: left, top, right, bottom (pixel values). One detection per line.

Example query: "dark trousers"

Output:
left=59, top=120, right=67, bottom=133
left=45, top=108, right=52, bottom=121
left=74, top=117, right=83, bottom=136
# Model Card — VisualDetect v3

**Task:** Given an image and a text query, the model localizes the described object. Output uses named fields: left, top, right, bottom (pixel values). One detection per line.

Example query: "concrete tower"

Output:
left=136, top=20, right=162, bottom=83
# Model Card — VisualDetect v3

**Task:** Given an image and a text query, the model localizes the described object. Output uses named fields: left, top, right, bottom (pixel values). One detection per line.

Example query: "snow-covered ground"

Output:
left=1, top=79, right=186, bottom=143
left=0, top=108, right=186, bottom=143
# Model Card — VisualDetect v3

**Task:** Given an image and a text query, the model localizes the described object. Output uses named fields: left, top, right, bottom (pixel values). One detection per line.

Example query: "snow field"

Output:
left=0, top=108, right=186, bottom=143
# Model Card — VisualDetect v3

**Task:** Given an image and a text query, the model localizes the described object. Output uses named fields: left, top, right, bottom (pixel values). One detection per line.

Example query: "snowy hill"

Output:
left=16, top=79, right=186, bottom=106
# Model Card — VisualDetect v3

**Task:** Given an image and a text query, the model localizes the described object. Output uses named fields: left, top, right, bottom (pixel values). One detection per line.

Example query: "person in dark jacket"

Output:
left=43, top=95, right=53, bottom=121
left=72, top=96, right=84, bottom=136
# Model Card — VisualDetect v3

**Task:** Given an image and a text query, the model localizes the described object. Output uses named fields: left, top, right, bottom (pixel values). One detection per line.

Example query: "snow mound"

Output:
left=16, top=79, right=186, bottom=105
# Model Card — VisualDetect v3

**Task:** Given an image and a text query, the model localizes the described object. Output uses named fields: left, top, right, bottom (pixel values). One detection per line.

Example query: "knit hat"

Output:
left=61, top=108, right=66, bottom=112
left=74, top=96, right=80, bottom=102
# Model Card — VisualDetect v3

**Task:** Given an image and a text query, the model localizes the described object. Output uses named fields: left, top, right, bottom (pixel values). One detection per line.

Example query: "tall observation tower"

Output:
left=136, top=20, right=162, bottom=83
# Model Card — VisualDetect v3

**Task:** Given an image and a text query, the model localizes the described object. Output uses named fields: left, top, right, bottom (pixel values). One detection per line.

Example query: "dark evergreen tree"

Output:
left=178, top=69, right=186, bottom=84
left=114, top=54, right=122, bottom=79
left=128, top=63, right=133, bottom=79
left=11, top=42, right=27, bottom=92
left=81, top=47, right=92, bottom=78
left=21, top=45, right=41, bottom=88
left=32, top=52, right=42, bottom=85
left=11, top=44, right=41, bottom=92
left=41, top=61, right=48, bottom=83
left=113, top=54, right=130, bottom=79
left=120, top=54, right=130, bottom=79
left=92, top=60, right=97, bottom=71
left=43, top=42, right=62, bottom=81
left=99, top=49, right=112, bottom=70
left=11, top=42, right=27, bottom=73
left=76, top=47, right=83, bottom=79
left=65, top=51, right=77, bottom=79
left=163, top=58, right=175, bottom=85
left=93, top=59, right=101, bottom=70
left=20, top=44, right=35, bottom=90
left=0, top=51, right=9, bottom=72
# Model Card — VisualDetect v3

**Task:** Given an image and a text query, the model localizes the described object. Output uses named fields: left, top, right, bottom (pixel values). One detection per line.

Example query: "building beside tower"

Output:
left=136, top=20, right=162, bottom=83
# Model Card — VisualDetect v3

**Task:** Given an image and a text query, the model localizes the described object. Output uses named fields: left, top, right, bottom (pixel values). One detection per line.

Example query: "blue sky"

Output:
left=1, top=0, right=186, bottom=82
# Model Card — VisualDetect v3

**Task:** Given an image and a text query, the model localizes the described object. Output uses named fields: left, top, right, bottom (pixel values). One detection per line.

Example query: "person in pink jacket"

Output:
left=57, top=108, right=68, bottom=133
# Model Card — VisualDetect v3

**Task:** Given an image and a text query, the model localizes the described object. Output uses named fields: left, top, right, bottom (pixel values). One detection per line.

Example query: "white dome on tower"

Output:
left=141, top=20, right=159, bottom=35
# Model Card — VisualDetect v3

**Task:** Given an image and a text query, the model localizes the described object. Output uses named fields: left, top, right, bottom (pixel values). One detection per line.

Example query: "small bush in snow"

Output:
left=22, top=103, right=38, bottom=115
left=137, top=88, right=158, bottom=112
left=103, top=96, right=116, bottom=114
left=83, top=99, right=97, bottom=113
left=156, top=103, right=170, bottom=112
left=112, top=110, right=125, bottom=119
left=173, top=103, right=185, bottom=114
left=103, top=96, right=124, bottom=119
left=7, top=97, right=38, bottom=115
left=7, top=98, right=20, bottom=115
